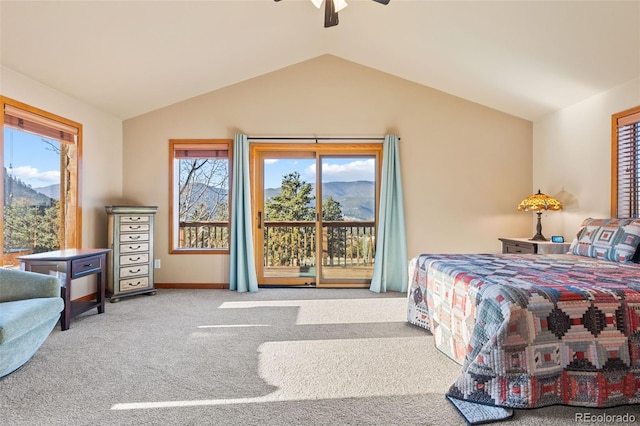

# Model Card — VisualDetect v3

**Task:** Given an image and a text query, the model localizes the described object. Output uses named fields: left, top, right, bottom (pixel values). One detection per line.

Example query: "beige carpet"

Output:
left=1, top=288, right=637, bottom=425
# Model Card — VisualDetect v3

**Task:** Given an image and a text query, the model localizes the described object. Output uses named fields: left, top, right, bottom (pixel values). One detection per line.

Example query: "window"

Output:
left=1, top=96, right=81, bottom=266
left=169, top=139, right=232, bottom=253
left=612, top=105, right=640, bottom=218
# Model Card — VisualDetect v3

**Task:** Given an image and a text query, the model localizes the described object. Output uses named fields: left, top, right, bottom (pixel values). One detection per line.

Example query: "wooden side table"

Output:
left=18, top=248, right=111, bottom=330
left=498, top=237, right=572, bottom=255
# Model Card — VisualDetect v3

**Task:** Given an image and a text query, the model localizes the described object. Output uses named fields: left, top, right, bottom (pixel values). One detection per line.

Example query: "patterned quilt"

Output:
left=407, top=253, right=640, bottom=409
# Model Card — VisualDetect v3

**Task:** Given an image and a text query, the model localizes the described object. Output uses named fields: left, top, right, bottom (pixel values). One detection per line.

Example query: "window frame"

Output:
left=611, top=105, right=640, bottom=218
left=1, top=96, right=82, bottom=266
left=169, top=138, right=232, bottom=254
left=250, top=142, right=382, bottom=287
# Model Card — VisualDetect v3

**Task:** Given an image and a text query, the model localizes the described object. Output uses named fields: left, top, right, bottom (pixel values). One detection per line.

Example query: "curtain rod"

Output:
left=247, top=136, right=398, bottom=142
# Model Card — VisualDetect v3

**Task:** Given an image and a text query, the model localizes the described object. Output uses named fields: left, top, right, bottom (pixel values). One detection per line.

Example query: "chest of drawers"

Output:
left=106, top=206, right=158, bottom=302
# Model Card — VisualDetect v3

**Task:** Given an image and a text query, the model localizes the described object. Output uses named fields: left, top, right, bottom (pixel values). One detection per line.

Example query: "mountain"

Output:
left=33, top=184, right=60, bottom=200
left=265, top=180, right=375, bottom=221
left=3, top=168, right=55, bottom=206
left=181, top=182, right=229, bottom=220
left=189, top=182, right=228, bottom=203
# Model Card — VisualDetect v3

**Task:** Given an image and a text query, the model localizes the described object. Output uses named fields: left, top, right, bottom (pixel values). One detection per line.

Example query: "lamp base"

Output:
left=529, top=211, right=548, bottom=241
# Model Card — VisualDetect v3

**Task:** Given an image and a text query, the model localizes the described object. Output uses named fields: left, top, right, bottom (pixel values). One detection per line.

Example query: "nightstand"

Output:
left=499, top=237, right=572, bottom=255
left=18, top=248, right=111, bottom=330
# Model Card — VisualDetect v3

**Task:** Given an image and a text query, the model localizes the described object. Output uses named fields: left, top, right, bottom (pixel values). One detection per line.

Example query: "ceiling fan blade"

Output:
left=372, top=0, right=390, bottom=4
left=324, top=0, right=339, bottom=28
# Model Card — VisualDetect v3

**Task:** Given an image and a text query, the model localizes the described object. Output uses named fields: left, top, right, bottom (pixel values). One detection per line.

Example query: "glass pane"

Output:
left=3, top=127, right=62, bottom=266
left=177, top=156, right=229, bottom=248
left=320, top=156, right=376, bottom=280
left=263, top=157, right=316, bottom=279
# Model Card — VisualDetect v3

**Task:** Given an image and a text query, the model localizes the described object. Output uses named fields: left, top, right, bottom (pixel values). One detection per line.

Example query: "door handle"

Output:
left=258, top=211, right=262, bottom=229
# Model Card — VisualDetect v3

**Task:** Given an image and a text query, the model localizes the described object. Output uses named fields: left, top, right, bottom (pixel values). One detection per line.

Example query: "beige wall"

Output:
left=533, top=77, right=640, bottom=240
left=3, top=55, right=637, bottom=291
left=124, top=55, right=533, bottom=286
left=1, top=66, right=124, bottom=298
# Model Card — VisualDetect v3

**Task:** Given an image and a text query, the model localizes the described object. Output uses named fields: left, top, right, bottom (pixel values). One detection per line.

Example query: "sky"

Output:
left=263, top=157, right=376, bottom=189
left=3, top=128, right=60, bottom=189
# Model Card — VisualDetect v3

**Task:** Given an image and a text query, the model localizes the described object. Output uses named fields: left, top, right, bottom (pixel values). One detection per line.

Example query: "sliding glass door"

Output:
left=252, top=143, right=381, bottom=287
left=258, top=152, right=317, bottom=284
left=319, top=156, right=376, bottom=282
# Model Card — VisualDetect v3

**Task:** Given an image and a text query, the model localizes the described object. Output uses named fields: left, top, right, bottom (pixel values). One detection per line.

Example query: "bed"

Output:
left=407, top=218, right=640, bottom=417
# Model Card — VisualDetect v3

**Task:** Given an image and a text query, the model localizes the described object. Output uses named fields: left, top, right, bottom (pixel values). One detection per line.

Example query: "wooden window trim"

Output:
left=612, top=105, right=640, bottom=218
left=169, top=139, right=232, bottom=254
left=1, top=96, right=82, bottom=263
left=250, top=142, right=383, bottom=287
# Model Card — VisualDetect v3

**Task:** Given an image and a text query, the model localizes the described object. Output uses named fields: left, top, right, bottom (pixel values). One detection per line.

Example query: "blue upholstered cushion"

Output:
left=0, top=298, right=64, bottom=344
left=0, top=268, right=60, bottom=303
left=0, top=268, right=64, bottom=377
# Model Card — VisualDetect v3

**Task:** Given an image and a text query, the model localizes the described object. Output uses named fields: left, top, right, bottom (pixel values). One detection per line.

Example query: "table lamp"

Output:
left=517, top=189, right=562, bottom=241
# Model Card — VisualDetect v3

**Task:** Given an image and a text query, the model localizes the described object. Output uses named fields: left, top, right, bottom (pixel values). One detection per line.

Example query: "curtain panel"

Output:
left=229, top=134, right=259, bottom=292
left=370, top=134, right=408, bottom=293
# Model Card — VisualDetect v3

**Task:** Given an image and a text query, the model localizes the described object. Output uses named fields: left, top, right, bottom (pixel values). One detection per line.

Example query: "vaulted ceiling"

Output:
left=1, top=1, right=638, bottom=121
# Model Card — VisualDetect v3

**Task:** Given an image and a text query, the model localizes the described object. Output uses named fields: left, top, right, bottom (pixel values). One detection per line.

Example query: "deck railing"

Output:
left=179, top=221, right=229, bottom=249
left=263, top=220, right=376, bottom=268
left=178, top=220, right=376, bottom=269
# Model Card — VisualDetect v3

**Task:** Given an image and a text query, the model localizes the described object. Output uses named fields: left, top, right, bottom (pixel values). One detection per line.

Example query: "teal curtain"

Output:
left=370, top=134, right=408, bottom=293
left=229, top=134, right=259, bottom=293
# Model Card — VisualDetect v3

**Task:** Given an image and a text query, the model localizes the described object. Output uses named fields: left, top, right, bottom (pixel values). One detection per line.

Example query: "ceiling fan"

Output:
left=274, top=0, right=391, bottom=28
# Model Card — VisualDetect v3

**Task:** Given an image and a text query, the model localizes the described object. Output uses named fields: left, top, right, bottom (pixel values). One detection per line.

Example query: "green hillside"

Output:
left=3, top=168, right=55, bottom=206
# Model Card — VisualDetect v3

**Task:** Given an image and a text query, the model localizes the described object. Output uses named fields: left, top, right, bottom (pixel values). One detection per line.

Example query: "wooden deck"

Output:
left=264, top=265, right=373, bottom=280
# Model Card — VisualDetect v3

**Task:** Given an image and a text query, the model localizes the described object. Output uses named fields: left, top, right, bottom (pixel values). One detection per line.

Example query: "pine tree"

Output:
left=3, top=199, right=60, bottom=254
left=264, top=172, right=316, bottom=266
left=265, top=172, right=315, bottom=221
left=322, top=196, right=345, bottom=264
left=322, top=196, right=343, bottom=221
